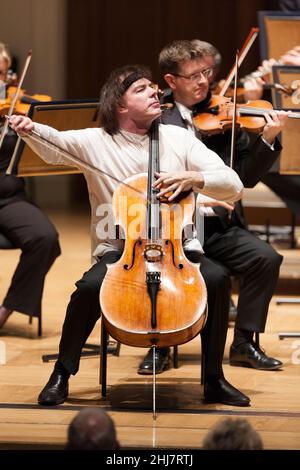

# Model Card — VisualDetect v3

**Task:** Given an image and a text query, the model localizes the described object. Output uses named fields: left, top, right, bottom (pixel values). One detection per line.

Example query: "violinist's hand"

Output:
left=258, top=58, right=277, bottom=83
left=8, top=115, right=34, bottom=136
left=154, top=171, right=204, bottom=202
left=262, top=110, right=289, bottom=145
left=280, top=49, right=300, bottom=66
left=243, top=77, right=264, bottom=101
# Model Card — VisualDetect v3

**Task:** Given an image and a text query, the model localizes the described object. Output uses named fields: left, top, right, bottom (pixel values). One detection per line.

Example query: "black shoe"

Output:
left=204, top=377, right=250, bottom=407
left=38, top=370, right=69, bottom=406
left=229, top=342, right=283, bottom=370
left=138, top=347, right=170, bottom=375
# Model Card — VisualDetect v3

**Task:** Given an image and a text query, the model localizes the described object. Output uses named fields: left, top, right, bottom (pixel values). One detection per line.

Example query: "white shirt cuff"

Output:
left=261, top=136, right=275, bottom=151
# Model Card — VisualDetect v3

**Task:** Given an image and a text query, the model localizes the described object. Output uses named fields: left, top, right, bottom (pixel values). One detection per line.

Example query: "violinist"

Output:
left=240, top=45, right=300, bottom=102
left=8, top=64, right=248, bottom=407
left=226, top=43, right=300, bottom=220
left=142, top=39, right=287, bottom=378
left=0, top=42, right=60, bottom=330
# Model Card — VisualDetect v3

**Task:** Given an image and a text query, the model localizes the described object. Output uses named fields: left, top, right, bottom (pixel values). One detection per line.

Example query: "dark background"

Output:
left=66, top=0, right=281, bottom=99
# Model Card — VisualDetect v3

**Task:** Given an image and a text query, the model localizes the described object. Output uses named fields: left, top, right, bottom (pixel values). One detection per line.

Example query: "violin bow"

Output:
left=219, top=27, right=259, bottom=97
left=5, top=118, right=143, bottom=194
left=226, top=51, right=239, bottom=222
left=229, top=51, right=239, bottom=169
left=0, top=51, right=32, bottom=156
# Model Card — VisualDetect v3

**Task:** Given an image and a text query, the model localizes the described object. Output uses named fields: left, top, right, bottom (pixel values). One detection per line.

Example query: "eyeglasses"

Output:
left=173, top=68, right=213, bottom=81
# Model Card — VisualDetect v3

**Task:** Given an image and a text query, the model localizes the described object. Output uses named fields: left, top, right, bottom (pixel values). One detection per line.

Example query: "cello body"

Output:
left=100, top=172, right=207, bottom=348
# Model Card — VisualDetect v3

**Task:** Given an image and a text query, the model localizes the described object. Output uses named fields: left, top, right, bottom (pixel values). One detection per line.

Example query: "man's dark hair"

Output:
left=99, top=64, right=152, bottom=135
left=202, top=418, right=263, bottom=450
left=191, top=39, right=222, bottom=71
left=66, top=408, right=119, bottom=450
left=158, top=40, right=205, bottom=76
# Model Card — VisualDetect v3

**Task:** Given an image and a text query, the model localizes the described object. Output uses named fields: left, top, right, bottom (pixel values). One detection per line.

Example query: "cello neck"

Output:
left=147, top=119, right=161, bottom=241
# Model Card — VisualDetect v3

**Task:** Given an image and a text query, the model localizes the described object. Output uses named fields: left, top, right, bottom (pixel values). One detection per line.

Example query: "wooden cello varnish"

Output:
left=100, top=120, right=207, bottom=348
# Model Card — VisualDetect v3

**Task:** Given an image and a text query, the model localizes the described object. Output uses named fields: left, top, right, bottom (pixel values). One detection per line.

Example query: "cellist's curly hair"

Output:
left=99, top=64, right=152, bottom=135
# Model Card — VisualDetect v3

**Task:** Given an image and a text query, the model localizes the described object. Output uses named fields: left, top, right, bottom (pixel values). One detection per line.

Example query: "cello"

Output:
left=100, top=118, right=207, bottom=348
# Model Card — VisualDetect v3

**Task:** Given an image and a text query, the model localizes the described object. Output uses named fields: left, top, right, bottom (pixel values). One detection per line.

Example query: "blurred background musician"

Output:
left=0, top=42, right=61, bottom=330
left=138, top=39, right=287, bottom=376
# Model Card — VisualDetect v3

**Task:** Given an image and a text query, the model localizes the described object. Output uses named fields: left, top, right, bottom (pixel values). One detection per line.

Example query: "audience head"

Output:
left=202, top=418, right=263, bottom=450
left=66, top=407, right=119, bottom=450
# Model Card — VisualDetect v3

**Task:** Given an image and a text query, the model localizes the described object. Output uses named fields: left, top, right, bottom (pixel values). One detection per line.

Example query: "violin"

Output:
left=100, top=120, right=207, bottom=348
left=0, top=85, right=51, bottom=117
left=193, top=95, right=300, bottom=135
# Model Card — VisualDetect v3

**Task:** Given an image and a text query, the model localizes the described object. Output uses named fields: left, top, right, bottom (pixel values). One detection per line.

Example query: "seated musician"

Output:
left=0, top=42, right=60, bottom=330
left=241, top=45, right=300, bottom=101
left=138, top=40, right=288, bottom=378
left=235, top=44, right=300, bottom=220
left=9, top=64, right=251, bottom=407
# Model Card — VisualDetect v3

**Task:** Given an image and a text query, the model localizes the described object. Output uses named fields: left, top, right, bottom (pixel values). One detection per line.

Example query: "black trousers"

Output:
left=203, top=218, right=283, bottom=333
left=58, top=251, right=231, bottom=378
left=0, top=200, right=61, bottom=317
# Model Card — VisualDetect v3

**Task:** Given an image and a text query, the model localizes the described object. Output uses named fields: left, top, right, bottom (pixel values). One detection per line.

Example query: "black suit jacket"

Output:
left=160, top=91, right=282, bottom=228
left=0, top=126, right=26, bottom=207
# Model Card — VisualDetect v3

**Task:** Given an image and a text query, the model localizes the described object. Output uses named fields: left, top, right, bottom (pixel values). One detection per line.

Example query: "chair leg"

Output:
left=200, top=334, right=205, bottom=385
left=38, top=315, right=42, bottom=337
left=100, top=320, right=108, bottom=398
left=28, top=315, right=42, bottom=337
left=173, top=345, right=178, bottom=368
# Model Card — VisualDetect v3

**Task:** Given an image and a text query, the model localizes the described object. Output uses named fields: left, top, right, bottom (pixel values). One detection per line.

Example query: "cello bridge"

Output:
left=143, top=243, right=163, bottom=262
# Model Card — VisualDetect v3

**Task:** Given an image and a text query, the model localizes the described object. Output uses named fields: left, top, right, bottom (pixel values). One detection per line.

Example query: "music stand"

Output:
left=258, top=10, right=300, bottom=62
left=13, top=98, right=99, bottom=176
left=12, top=98, right=120, bottom=361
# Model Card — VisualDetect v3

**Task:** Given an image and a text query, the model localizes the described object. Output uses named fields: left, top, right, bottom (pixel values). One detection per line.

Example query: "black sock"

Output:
left=232, top=328, right=254, bottom=348
left=54, top=360, right=70, bottom=378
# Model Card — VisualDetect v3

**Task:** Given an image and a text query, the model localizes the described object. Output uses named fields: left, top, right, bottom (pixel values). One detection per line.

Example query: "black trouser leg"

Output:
left=200, top=256, right=231, bottom=377
left=204, top=225, right=283, bottom=333
left=0, top=201, right=61, bottom=316
left=58, top=251, right=122, bottom=375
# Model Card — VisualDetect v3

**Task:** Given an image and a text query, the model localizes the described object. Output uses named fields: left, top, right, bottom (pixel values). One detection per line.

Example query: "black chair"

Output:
left=99, top=320, right=206, bottom=398
left=0, top=231, right=42, bottom=336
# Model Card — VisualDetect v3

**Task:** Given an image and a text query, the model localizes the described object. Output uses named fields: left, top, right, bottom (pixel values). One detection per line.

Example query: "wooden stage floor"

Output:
left=0, top=210, right=300, bottom=450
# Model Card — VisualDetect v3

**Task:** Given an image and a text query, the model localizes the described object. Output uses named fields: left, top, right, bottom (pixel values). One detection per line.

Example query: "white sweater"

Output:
left=23, top=123, right=243, bottom=262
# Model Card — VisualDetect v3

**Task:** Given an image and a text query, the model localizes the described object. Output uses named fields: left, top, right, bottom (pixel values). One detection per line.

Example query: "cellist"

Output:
left=0, top=42, right=60, bottom=331
left=153, top=40, right=287, bottom=380
left=9, top=64, right=247, bottom=407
